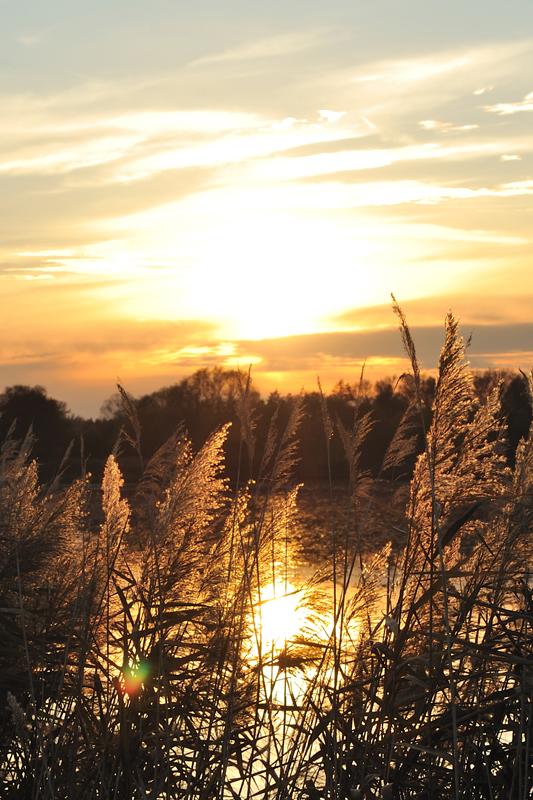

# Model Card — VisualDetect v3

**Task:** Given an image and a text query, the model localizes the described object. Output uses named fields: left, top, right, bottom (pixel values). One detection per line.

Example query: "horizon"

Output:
left=1, top=1, right=532, bottom=419
left=0, top=333, right=525, bottom=421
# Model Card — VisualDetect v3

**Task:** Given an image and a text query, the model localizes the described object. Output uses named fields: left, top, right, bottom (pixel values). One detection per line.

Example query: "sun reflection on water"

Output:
left=256, top=580, right=307, bottom=648
left=250, top=579, right=311, bottom=706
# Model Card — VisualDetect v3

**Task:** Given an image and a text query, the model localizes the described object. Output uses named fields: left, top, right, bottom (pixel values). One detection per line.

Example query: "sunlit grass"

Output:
left=2, top=310, right=533, bottom=798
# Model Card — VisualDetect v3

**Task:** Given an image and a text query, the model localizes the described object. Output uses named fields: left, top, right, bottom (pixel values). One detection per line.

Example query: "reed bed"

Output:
left=1, top=304, right=533, bottom=799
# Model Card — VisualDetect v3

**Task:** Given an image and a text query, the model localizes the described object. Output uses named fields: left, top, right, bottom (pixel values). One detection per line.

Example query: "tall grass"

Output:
left=1, top=308, right=533, bottom=798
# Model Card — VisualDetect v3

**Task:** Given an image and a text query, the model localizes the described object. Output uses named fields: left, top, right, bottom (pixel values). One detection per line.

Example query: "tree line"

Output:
left=0, top=366, right=530, bottom=485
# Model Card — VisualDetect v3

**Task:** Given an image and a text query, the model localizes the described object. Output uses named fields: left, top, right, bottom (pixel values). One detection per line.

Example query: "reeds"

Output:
left=1, top=310, right=533, bottom=799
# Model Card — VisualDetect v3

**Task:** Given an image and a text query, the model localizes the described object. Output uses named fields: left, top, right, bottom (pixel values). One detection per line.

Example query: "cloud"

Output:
left=329, top=39, right=533, bottom=136
left=0, top=136, right=141, bottom=175
left=12, top=251, right=155, bottom=278
left=483, top=91, right=533, bottom=115
left=250, top=140, right=520, bottom=184
left=419, top=120, right=447, bottom=130
left=0, top=104, right=264, bottom=177
left=387, top=224, right=528, bottom=247
left=0, top=88, right=361, bottom=184
left=0, top=39, right=529, bottom=197
left=318, top=110, right=347, bottom=123
left=361, top=116, right=377, bottom=131
left=500, top=179, right=533, bottom=193
left=1, top=275, right=54, bottom=281
left=0, top=317, right=218, bottom=362
left=187, top=177, right=532, bottom=213
left=332, top=294, right=533, bottom=330
left=16, top=35, right=41, bottom=47
left=189, top=31, right=324, bottom=67
left=3, top=318, right=533, bottom=419
left=6, top=40, right=528, bottom=190
left=271, top=117, right=298, bottom=131
left=106, top=110, right=258, bottom=134
left=231, top=324, right=533, bottom=377
left=107, top=124, right=356, bottom=184
left=419, top=120, right=478, bottom=132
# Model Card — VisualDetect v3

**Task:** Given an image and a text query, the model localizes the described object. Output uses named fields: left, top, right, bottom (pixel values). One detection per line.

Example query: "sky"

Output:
left=0, top=0, right=532, bottom=418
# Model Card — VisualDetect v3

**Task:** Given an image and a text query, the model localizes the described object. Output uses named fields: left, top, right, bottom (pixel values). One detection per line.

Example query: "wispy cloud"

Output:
left=499, top=179, right=533, bottom=193
left=0, top=135, right=142, bottom=175
left=250, top=140, right=514, bottom=183
left=337, top=39, right=533, bottom=126
left=16, top=35, right=41, bottom=47
left=139, top=177, right=533, bottom=216
left=0, top=97, right=360, bottom=181
left=418, top=120, right=478, bottom=131
left=0, top=312, right=218, bottom=362
left=483, top=91, right=533, bottom=115
left=189, top=30, right=325, bottom=66
left=318, top=110, right=347, bottom=122
left=228, top=322, right=533, bottom=385
left=0, top=105, right=265, bottom=176
left=12, top=253, right=153, bottom=278
left=332, top=293, right=533, bottom=329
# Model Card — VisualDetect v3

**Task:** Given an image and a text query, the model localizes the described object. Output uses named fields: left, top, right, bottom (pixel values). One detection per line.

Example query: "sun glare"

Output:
left=252, top=580, right=311, bottom=706
left=256, top=581, right=306, bottom=648
left=185, top=213, right=378, bottom=340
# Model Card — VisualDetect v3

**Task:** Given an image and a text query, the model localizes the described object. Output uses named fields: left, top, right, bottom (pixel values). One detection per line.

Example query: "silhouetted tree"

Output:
left=472, top=368, right=513, bottom=405
left=0, top=385, right=74, bottom=479
left=500, top=374, right=532, bottom=466
left=12, top=367, right=527, bottom=488
left=94, top=368, right=265, bottom=484
left=99, top=392, right=124, bottom=421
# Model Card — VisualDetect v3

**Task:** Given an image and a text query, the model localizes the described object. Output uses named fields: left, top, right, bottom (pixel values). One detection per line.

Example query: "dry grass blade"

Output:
left=117, top=381, right=144, bottom=471
left=392, top=293, right=421, bottom=390
left=235, top=366, right=257, bottom=470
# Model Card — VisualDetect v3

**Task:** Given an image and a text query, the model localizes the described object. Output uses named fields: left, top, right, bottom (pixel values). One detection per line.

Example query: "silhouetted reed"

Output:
left=1, top=306, right=532, bottom=799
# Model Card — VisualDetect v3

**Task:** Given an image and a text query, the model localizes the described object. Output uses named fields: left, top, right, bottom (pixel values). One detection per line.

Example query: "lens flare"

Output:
left=120, top=659, right=151, bottom=697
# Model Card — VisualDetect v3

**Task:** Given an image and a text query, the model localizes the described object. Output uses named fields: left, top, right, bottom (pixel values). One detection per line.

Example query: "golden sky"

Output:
left=1, top=1, right=532, bottom=416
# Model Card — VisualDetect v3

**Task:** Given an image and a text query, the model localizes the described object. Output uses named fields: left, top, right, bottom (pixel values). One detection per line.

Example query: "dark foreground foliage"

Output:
left=1, top=364, right=530, bottom=486
left=1, top=307, right=533, bottom=799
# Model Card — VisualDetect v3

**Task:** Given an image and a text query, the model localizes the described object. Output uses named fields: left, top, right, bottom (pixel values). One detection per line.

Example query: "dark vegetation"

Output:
left=1, top=307, right=533, bottom=798
left=0, top=364, right=530, bottom=486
